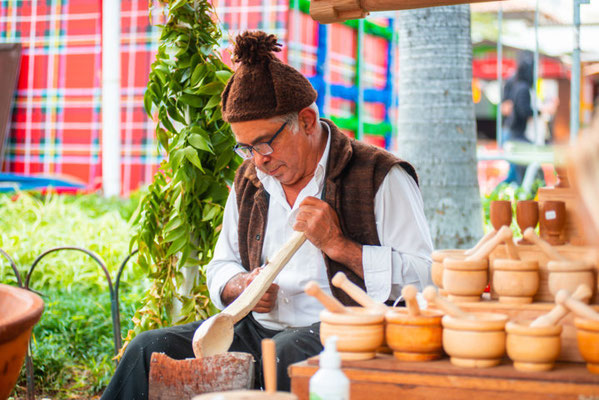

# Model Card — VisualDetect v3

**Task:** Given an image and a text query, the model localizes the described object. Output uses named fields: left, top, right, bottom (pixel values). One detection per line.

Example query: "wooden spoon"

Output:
left=401, top=285, right=420, bottom=317
left=330, top=272, right=387, bottom=313
left=556, top=287, right=599, bottom=321
left=262, top=339, right=276, bottom=394
left=192, top=231, right=307, bottom=358
left=465, top=225, right=513, bottom=261
left=422, top=286, right=473, bottom=319
left=523, top=227, right=568, bottom=261
left=529, top=284, right=592, bottom=327
left=304, top=281, right=347, bottom=313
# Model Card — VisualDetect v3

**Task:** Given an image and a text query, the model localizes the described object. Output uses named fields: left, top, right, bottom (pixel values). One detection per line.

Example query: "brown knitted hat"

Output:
left=221, top=31, right=318, bottom=123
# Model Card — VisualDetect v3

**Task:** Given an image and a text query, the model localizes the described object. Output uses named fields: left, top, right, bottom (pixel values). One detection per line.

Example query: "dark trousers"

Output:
left=100, top=314, right=323, bottom=400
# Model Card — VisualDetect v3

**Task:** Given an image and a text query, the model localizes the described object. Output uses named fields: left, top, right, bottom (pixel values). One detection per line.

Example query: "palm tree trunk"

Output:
left=396, top=5, right=483, bottom=249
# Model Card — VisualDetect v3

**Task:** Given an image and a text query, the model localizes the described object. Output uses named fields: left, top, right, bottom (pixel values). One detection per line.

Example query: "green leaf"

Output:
left=180, top=93, right=204, bottom=108
left=165, top=225, right=188, bottom=243
left=188, top=133, right=214, bottom=154
left=195, top=81, right=224, bottom=95
left=183, top=146, right=205, bottom=172
left=166, top=234, right=188, bottom=257
left=156, top=127, right=169, bottom=152
left=191, top=64, right=207, bottom=87
left=143, top=90, right=153, bottom=117
left=215, top=70, right=232, bottom=85
left=204, top=94, right=220, bottom=109
left=215, top=150, right=234, bottom=171
left=202, top=204, right=220, bottom=221
left=164, top=216, right=183, bottom=233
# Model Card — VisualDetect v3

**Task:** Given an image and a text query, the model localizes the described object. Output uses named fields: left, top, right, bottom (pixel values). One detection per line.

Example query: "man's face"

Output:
left=230, top=117, right=310, bottom=187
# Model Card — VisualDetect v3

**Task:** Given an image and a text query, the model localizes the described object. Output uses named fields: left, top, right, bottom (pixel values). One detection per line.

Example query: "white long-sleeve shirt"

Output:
left=206, top=123, right=433, bottom=330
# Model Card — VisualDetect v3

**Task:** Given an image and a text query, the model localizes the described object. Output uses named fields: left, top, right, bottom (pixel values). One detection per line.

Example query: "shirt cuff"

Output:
left=362, top=245, right=393, bottom=302
left=207, top=263, right=247, bottom=311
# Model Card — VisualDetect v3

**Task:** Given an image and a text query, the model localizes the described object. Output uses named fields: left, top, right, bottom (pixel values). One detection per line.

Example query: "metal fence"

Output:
left=2, top=246, right=138, bottom=400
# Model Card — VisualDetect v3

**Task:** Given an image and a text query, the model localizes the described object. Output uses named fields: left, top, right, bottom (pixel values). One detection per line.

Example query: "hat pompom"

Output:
left=233, top=31, right=281, bottom=65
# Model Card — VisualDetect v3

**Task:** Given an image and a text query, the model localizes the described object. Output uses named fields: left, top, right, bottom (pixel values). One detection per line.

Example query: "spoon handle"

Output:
left=464, top=230, right=496, bottom=256
left=401, top=285, right=421, bottom=316
left=423, top=286, right=470, bottom=319
left=465, top=226, right=512, bottom=261
left=262, top=339, right=277, bottom=394
left=530, top=284, right=592, bottom=327
left=556, top=287, right=599, bottom=321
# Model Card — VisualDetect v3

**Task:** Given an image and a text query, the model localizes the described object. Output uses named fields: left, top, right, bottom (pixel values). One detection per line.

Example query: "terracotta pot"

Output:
left=193, top=391, right=297, bottom=399
left=320, top=307, right=385, bottom=361
left=431, top=249, right=466, bottom=293
left=490, top=200, right=513, bottom=231
left=506, top=321, right=562, bottom=372
left=547, top=260, right=595, bottom=303
left=442, top=312, right=508, bottom=368
left=442, top=258, right=488, bottom=302
left=385, top=308, right=443, bottom=361
left=574, top=318, right=599, bottom=374
left=516, top=201, right=538, bottom=245
left=0, top=284, right=44, bottom=400
left=492, top=259, right=539, bottom=304
left=540, top=201, right=566, bottom=245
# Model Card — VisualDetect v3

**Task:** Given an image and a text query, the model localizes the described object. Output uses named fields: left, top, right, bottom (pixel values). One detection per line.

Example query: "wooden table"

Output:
left=289, top=354, right=599, bottom=399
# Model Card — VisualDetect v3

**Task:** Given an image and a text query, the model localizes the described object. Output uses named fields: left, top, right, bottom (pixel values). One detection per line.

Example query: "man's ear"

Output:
left=298, top=107, right=318, bottom=134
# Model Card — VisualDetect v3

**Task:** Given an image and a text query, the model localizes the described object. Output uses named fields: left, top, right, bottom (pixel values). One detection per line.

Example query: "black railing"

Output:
left=2, top=246, right=138, bottom=400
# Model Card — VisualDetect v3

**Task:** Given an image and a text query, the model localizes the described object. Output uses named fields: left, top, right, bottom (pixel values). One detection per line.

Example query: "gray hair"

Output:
left=271, top=102, right=319, bottom=134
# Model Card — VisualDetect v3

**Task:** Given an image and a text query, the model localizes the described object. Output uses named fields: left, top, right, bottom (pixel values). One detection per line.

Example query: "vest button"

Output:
left=256, top=234, right=260, bottom=241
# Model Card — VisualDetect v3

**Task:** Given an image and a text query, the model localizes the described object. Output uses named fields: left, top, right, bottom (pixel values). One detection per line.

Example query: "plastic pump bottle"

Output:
left=309, top=336, right=350, bottom=400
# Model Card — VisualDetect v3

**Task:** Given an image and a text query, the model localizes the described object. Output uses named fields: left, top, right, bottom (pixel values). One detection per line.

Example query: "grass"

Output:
left=0, top=190, right=150, bottom=399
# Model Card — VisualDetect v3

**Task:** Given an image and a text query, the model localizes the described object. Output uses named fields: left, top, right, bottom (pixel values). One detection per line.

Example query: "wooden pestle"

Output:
left=331, top=272, right=388, bottom=313
left=523, top=228, right=568, bottom=261
left=556, top=288, right=599, bottom=321
left=465, top=225, right=513, bottom=261
left=422, top=286, right=473, bottom=319
left=529, top=284, right=593, bottom=327
left=262, top=339, right=276, bottom=394
left=464, top=230, right=497, bottom=256
left=401, top=285, right=420, bottom=316
left=304, top=281, right=347, bottom=313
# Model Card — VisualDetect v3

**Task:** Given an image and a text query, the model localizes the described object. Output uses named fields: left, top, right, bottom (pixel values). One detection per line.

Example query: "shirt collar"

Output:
left=256, top=120, right=331, bottom=195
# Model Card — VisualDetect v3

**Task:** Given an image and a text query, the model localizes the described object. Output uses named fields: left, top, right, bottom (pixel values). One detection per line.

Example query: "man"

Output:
left=101, top=31, right=432, bottom=400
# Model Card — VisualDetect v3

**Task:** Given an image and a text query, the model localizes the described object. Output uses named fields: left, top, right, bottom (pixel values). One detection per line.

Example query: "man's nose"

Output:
left=253, top=151, right=270, bottom=166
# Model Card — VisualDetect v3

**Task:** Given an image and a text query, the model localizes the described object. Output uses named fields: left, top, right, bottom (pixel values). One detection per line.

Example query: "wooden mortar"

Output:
left=492, top=259, right=539, bottom=304
left=442, top=258, right=488, bottom=302
left=319, top=307, right=385, bottom=361
left=506, top=321, right=562, bottom=372
left=442, top=312, right=508, bottom=368
left=385, top=308, right=443, bottom=361
left=431, top=249, right=466, bottom=294
left=574, top=318, right=599, bottom=374
left=547, top=260, right=595, bottom=303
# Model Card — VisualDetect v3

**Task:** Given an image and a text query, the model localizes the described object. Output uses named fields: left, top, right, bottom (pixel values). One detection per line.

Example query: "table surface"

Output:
left=289, top=354, right=599, bottom=400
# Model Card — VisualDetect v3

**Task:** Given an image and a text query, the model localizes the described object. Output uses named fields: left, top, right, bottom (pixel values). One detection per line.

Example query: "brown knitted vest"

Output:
left=234, top=119, right=418, bottom=306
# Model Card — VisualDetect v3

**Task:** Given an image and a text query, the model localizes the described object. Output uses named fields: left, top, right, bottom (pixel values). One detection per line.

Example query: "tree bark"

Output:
left=396, top=5, right=483, bottom=249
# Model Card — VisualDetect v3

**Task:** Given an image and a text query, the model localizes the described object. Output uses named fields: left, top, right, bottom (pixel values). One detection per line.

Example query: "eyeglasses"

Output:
left=233, top=121, right=288, bottom=160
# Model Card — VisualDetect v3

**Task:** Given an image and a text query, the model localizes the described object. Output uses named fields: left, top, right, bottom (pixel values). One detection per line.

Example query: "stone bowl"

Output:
left=506, top=321, right=562, bottom=372
left=443, top=258, right=488, bottom=302
left=442, top=312, right=508, bottom=368
left=431, top=249, right=466, bottom=294
left=547, top=260, right=595, bottom=303
left=320, top=307, right=385, bottom=361
left=574, top=317, right=599, bottom=374
left=0, top=284, right=44, bottom=400
left=492, top=259, right=539, bottom=304
left=385, top=308, right=443, bottom=361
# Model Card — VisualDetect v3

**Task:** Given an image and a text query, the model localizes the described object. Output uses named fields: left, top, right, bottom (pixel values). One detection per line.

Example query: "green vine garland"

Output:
left=124, top=0, right=240, bottom=348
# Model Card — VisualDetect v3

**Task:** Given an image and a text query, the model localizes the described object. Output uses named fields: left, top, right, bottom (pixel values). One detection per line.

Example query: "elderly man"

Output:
left=101, top=31, right=432, bottom=400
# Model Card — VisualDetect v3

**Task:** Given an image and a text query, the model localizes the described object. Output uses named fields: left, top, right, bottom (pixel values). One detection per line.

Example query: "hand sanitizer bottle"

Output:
left=309, top=336, right=350, bottom=400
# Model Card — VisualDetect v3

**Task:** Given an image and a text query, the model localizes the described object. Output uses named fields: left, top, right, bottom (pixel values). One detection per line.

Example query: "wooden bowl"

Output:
left=442, top=258, right=488, bottom=302
left=492, top=259, right=539, bottom=304
left=320, top=307, right=385, bottom=361
left=442, top=312, right=508, bottom=368
left=0, top=284, right=44, bottom=400
left=385, top=308, right=443, bottom=361
left=547, top=260, right=595, bottom=303
left=574, top=318, right=599, bottom=374
left=431, top=249, right=466, bottom=293
left=506, top=321, right=562, bottom=372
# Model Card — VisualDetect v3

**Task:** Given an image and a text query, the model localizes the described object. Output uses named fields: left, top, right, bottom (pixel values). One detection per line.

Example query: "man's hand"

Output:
left=221, top=268, right=279, bottom=313
left=293, top=196, right=363, bottom=277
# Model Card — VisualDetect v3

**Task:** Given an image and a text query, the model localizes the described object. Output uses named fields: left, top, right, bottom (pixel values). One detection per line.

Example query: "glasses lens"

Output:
left=252, top=143, right=274, bottom=157
left=234, top=146, right=252, bottom=159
